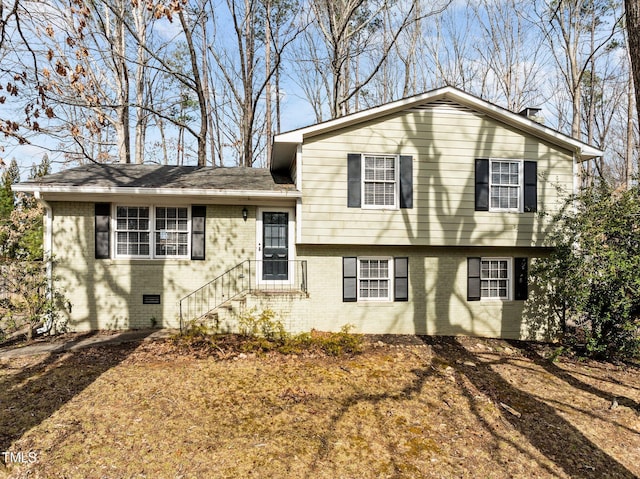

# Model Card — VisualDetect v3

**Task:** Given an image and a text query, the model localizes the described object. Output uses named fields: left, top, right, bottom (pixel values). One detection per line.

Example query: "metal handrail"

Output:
left=179, top=260, right=307, bottom=332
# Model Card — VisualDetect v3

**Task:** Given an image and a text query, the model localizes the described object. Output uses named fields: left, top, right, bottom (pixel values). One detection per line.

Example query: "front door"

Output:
left=262, top=212, right=289, bottom=281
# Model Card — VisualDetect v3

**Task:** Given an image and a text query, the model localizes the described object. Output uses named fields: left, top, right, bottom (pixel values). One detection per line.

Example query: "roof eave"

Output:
left=271, top=86, right=604, bottom=164
left=11, top=184, right=302, bottom=199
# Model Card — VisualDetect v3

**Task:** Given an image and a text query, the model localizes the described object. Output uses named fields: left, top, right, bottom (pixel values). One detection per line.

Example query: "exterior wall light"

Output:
left=242, top=207, right=248, bottom=222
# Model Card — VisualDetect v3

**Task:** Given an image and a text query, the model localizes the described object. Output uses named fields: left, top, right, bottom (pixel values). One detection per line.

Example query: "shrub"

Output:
left=238, top=307, right=287, bottom=343
left=178, top=308, right=363, bottom=357
left=531, top=185, right=640, bottom=359
left=0, top=259, right=67, bottom=341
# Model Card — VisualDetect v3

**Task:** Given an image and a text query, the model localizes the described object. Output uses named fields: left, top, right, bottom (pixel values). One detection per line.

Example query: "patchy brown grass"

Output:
left=1, top=335, right=639, bottom=479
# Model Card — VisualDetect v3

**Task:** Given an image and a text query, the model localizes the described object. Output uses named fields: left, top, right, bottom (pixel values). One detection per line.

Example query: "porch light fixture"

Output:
left=242, top=207, right=248, bottom=222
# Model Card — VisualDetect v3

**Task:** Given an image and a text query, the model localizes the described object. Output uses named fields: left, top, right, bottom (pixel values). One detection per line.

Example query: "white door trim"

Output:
left=255, top=207, right=296, bottom=287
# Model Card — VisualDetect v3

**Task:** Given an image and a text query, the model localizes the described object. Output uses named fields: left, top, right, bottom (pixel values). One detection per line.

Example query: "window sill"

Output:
left=360, top=206, right=399, bottom=211
left=105, top=258, right=194, bottom=265
left=487, top=209, right=524, bottom=214
left=355, top=300, right=395, bottom=306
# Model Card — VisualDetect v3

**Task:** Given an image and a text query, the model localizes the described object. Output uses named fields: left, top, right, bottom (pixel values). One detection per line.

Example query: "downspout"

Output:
left=295, top=143, right=303, bottom=244
left=572, top=149, right=579, bottom=197
left=572, top=148, right=581, bottom=214
left=34, top=191, right=54, bottom=335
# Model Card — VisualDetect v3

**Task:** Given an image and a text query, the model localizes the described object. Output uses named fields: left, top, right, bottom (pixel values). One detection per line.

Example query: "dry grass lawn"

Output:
left=1, top=335, right=639, bottom=479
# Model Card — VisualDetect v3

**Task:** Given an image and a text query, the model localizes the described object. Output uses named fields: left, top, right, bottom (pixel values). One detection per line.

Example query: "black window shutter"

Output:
left=475, top=159, right=489, bottom=211
left=347, top=153, right=361, bottom=208
left=399, top=156, right=413, bottom=209
left=394, top=257, right=409, bottom=301
left=467, top=257, right=481, bottom=301
left=191, top=205, right=206, bottom=260
left=95, top=203, right=111, bottom=259
left=514, top=257, right=529, bottom=300
left=343, top=257, right=357, bottom=302
left=523, top=161, right=537, bottom=212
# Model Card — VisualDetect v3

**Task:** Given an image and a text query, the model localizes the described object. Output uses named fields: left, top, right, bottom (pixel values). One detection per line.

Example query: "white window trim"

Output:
left=480, top=257, right=512, bottom=301
left=357, top=256, right=393, bottom=302
left=488, top=159, right=524, bottom=213
left=361, top=154, right=400, bottom=210
left=113, top=204, right=191, bottom=260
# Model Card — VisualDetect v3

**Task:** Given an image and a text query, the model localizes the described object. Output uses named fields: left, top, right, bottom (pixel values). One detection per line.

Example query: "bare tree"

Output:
left=177, top=6, right=208, bottom=166
left=207, top=0, right=302, bottom=167
left=420, top=5, right=479, bottom=92
left=0, top=1, right=51, bottom=150
left=305, top=0, right=450, bottom=119
left=626, top=0, right=640, bottom=126
left=472, top=0, right=547, bottom=112
left=534, top=0, right=623, bottom=139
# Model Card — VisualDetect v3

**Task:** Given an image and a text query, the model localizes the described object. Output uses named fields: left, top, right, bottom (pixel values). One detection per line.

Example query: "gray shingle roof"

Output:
left=19, top=164, right=295, bottom=191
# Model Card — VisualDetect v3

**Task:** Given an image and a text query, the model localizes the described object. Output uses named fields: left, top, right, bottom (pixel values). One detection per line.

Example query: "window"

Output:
left=490, top=160, right=521, bottom=211
left=467, top=257, right=528, bottom=301
left=114, top=205, right=190, bottom=259
left=480, top=258, right=511, bottom=299
left=363, top=155, right=397, bottom=208
left=116, top=206, right=150, bottom=257
left=347, top=153, right=413, bottom=209
left=475, top=159, right=537, bottom=213
left=359, top=258, right=391, bottom=300
left=343, top=257, right=408, bottom=302
left=155, top=207, right=189, bottom=257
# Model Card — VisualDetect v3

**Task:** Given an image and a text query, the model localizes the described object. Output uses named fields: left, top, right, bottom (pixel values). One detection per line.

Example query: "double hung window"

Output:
left=115, top=206, right=190, bottom=259
left=480, top=258, right=511, bottom=299
left=490, top=160, right=521, bottom=211
left=363, top=155, right=397, bottom=208
left=358, top=258, right=391, bottom=300
left=343, top=257, right=408, bottom=302
left=116, top=206, right=150, bottom=257
left=467, top=256, right=528, bottom=301
left=155, top=207, right=189, bottom=257
left=475, top=158, right=537, bottom=213
left=347, top=153, right=413, bottom=209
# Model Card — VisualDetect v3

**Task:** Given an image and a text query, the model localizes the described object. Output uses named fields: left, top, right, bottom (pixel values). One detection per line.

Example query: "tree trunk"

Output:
left=114, top=0, right=130, bottom=163
left=179, top=9, right=208, bottom=167
left=626, top=0, right=640, bottom=129
left=200, top=7, right=215, bottom=167
left=134, top=2, right=147, bottom=164
left=627, top=66, right=635, bottom=187
left=265, top=0, right=272, bottom=167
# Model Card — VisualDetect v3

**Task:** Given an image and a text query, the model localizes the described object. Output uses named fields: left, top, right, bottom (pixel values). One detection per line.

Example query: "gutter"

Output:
left=11, top=184, right=302, bottom=198
left=34, top=191, right=54, bottom=335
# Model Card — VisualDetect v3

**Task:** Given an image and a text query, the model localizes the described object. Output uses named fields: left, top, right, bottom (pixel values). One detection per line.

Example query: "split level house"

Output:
left=13, top=87, right=603, bottom=339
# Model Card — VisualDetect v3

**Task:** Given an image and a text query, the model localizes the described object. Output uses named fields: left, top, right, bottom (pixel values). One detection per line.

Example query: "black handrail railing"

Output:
left=179, top=260, right=307, bottom=332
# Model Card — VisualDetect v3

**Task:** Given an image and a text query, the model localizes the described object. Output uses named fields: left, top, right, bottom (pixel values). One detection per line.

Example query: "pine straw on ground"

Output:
left=1, top=335, right=639, bottom=479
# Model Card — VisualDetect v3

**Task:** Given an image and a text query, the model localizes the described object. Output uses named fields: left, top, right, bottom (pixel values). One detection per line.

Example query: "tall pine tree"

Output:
left=0, top=159, right=19, bottom=220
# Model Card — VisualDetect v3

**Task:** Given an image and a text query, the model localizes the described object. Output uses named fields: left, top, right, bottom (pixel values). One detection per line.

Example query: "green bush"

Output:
left=238, top=308, right=287, bottom=343
left=532, top=185, right=640, bottom=359
left=0, top=259, right=67, bottom=340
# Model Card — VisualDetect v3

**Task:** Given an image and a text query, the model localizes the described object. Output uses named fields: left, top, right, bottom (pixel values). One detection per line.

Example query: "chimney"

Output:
left=518, top=107, right=543, bottom=124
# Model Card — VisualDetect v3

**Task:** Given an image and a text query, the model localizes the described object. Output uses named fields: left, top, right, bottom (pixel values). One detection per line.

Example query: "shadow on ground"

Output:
left=0, top=331, right=151, bottom=462
left=424, top=336, right=636, bottom=479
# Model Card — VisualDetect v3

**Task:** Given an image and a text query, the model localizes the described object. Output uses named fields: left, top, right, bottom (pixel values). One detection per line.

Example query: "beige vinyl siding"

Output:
left=300, top=106, right=573, bottom=247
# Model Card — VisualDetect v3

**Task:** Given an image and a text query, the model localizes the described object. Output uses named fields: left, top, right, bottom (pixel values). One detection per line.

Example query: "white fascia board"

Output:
left=11, top=184, right=302, bottom=198
left=273, top=88, right=452, bottom=144
left=450, top=91, right=604, bottom=160
left=273, top=86, right=604, bottom=161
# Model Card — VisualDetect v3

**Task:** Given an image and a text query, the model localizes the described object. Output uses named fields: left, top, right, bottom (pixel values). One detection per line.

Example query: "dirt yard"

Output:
left=1, top=335, right=638, bottom=478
